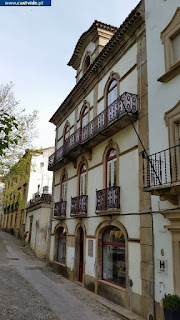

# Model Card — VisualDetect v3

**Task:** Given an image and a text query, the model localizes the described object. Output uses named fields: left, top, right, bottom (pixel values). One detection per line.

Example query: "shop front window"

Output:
left=102, top=226, right=126, bottom=287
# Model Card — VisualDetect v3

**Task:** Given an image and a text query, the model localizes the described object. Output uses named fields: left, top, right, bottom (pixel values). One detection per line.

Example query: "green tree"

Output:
left=0, top=83, right=38, bottom=175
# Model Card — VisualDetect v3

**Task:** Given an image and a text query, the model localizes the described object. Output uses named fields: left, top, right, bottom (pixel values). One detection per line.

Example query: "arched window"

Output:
left=102, top=226, right=125, bottom=287
left=57, top=227, right=66, bottom=264
left=107, top=79, right=118, bottom=107
left=79, top=164, right=87, bottom=195
left=64, top=124, right=70, bottom=142
left=106, top=149, right=117, bottom=188
left=81, top=106, right=89, bottom=128
left=61, top=174, right=67, bottom=201
left=83, top=55, right=90, bottom=73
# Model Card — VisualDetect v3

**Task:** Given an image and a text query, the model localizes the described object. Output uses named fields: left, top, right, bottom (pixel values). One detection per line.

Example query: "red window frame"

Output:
left=81, top=106, right=89, bottom=129
left=106, top=79, right=117, bottom=107
left=64, top=125, right=70, bottom=142
left=106, top=148, right=117, bottom=188
left=79, top=164, right=87, bottom=195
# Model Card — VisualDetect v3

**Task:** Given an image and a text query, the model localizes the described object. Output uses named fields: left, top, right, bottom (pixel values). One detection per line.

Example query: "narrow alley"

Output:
left=0, top=230, right=132, bottom=320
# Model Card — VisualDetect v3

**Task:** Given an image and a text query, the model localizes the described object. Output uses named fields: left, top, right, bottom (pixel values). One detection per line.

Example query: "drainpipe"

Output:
left=152, top=214, right=156, bottom=320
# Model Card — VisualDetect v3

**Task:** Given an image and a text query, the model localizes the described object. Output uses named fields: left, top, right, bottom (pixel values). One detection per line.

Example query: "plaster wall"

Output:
left=26, top=206, right=50, bottom=258
left=128, top=242, right=142, bottom=295
left=57, top=111, right=75, bottom=140
left=145, top=0, right=180, bottom=154
left=98, top=43, right=137, bottom=100
left=85, top=238, right=96, bottom=277
left=67, top=246, right=75, bottom=270
left=27, top=147, right=54, bottom=203
left=145, top=0, right=180, bottom=303
left=80, top=41, right=96, bottom=71
left=153, top=214, right=174, bottom=300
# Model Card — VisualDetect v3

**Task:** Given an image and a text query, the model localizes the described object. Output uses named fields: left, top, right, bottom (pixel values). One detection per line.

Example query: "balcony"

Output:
left=15, top=202, right=19, bottom=210
left=27, top=193, right=51, bottom=208
left=96, top=186, right=120, bottom=213
left=142, top=144, right=180, bottom=204
left=11, top=203, right=15, bottom=212
left=70, top=195, right=88, bottom=217
left=54, top=201, right=66, bottom=218
left=48, top=92, right=138, bottom=171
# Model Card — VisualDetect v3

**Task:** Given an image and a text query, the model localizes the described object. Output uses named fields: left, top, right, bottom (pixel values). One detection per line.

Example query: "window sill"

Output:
left=96, top=209, right=120, bottom=215
left=98, top=279, right=126, bottom=290
left=157, top=61, right=180, bottom=83
left=53, top=215, right=66, bottom=220
left=70, top=213, right=87, bottom=218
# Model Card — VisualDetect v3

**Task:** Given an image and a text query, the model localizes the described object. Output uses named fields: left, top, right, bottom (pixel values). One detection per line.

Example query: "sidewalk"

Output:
left=0, top=230, right=144, bottom=320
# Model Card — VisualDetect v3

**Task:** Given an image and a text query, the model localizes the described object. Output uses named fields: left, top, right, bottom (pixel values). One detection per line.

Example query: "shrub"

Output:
left=163, top=294, right=180, bottom=312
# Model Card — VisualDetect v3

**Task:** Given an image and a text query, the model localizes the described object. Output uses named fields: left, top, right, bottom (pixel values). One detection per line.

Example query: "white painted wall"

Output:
left=27, top=147, right=54, bottom=203
left=85, top=238, right=96, bottom=277
left=145, top=0, right=180, bottom=302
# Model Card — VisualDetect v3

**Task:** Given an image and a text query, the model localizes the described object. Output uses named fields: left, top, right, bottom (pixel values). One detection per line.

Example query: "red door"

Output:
left=79, top=228, right=84, bottom=282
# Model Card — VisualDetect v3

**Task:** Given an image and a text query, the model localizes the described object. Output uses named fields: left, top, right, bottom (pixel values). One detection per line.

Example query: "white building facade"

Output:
left=144, top=0, right=180, bottom=319
left=48, top=2, right=154, bottom=319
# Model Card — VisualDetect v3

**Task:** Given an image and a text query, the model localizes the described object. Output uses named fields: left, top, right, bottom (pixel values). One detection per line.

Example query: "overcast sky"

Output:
left=0, top=0, right=140, bottom=149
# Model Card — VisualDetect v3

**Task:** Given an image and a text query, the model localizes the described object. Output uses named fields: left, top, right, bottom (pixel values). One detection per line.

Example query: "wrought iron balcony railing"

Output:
left=96, top=186, right=120, bottom=212
left=15, top=202, right=19, bottom=210
left=142, top=144, right=180, bottom=189
left=71, top=195, right=88, bottom=216
left=27, top=194, right=51, bottom=208
left=11, top=203, right=15, bottom=212
left=54, top=201, right=66, bottom=218
left=48, top=92, right=138, bottom=169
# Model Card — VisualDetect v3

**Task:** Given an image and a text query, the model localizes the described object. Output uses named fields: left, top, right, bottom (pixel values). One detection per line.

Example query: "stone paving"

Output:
left=0, top=230, right=127, bottom=320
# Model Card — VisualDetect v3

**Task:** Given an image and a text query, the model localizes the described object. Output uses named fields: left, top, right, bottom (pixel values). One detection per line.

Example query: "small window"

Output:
left=81, top=107, right=89, bottom=128
left=64, top=125, right=70, bottom=142
left=107, top=80, right=117, bottom=107
left=106, top=149, right=117, bottom=188
left=61, top=174, right=67, bottom=201
left=172, top=32, right=180, bottom=64
left=159, top=8, right=180, bottom=82
left=79, top=164, right=87, bottom=195
left=83, top=55, right=90, bottom=73
left=57, top=227, right=66, bottom=264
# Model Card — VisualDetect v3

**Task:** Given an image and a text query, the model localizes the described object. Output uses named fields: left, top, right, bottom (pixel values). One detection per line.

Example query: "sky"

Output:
left=0, top=0, right=140, bottom=149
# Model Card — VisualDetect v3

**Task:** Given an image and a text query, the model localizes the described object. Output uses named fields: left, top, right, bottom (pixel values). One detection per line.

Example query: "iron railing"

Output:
left=54, top=201, right=66, bottom=218
left=27, top=194, right=51, bottom=207
left=48, top=92, right=138, bottom=169
left=96, top=186, right=120, bottom=211
left=143, top=144, right=180, bottom=189
left=71, top=195, right=88, bottom=215
left=15, top=202, right=19, bottom=210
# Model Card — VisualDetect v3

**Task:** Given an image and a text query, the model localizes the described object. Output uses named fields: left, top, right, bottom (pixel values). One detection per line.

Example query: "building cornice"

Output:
left=50, top=0, right=143, bottom=126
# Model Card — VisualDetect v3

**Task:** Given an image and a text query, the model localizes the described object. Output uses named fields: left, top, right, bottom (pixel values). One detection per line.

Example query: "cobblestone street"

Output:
left=0, top=230, right=129, bottom=320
